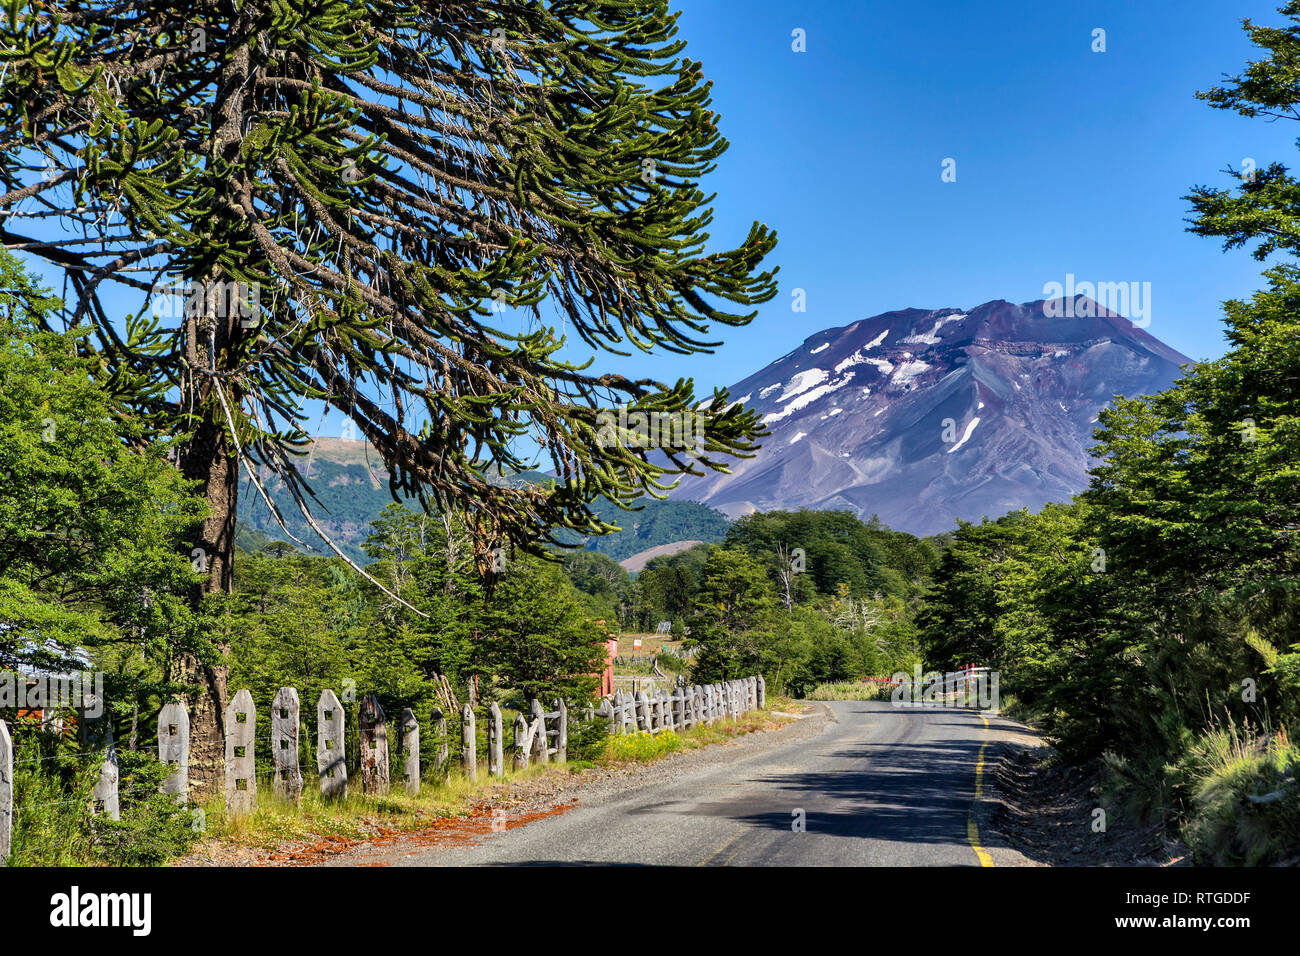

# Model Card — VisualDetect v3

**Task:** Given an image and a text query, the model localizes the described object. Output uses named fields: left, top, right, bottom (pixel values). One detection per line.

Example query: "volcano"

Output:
left=672, top=297, right=1192, bottom=536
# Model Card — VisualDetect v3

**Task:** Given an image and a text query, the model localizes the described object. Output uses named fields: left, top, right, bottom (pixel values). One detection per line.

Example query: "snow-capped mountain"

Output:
left=672, top=297, right=1192, bottom=536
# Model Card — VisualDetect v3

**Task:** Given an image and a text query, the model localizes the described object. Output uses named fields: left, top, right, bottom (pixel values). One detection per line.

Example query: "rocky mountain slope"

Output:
left=669, top=297, right=1192, bottom=536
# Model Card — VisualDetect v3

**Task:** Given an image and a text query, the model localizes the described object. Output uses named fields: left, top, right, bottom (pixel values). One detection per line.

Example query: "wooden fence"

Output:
left=0, top=674, right=764, bottom=864
left=591, top=676, right=764, bottom=736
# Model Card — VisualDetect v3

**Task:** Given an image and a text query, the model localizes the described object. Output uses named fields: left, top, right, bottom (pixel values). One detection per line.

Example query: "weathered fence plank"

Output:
left=271, top=687, right=302, bottom=802
left=317, top=689, right=347, bottom=798
left=513, top=713, right=532, bottom=770
left=359, top=694, right=390, bottom=796
left=224, top=689, right=256, bottom=815
left=555, top=698, right=568, bottom=763
left=757, top=675, right=766, bottom=709
left=488, top=702, right=504, bottom=777
left=530, top=700, right=549, bottom=764
left=157, top=701, right=189, bottom=801
left=400, top=708, right=419, bottom=796
left=462, top=704, right=477, bottom=782
left=0, top=720, right=11, bottom=865
left=431, top=707, right=449, bottom=776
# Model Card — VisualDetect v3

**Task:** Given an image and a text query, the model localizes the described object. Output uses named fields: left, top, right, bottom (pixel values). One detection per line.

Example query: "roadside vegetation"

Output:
left=805, top=681, right=896, bottom=702
left=916, top=8, right=1300, bottom=865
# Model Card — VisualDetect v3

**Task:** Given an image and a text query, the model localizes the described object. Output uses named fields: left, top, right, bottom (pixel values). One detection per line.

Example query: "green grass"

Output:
left=606, top=729, right=682, bottom=761
left=804, top=680, right=895, bottom=701
left=1175, top=723, right=1300, bottom=865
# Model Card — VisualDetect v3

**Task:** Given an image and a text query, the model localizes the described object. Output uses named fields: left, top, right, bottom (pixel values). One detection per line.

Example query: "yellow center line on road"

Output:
left=967, top=712, right=994, bottom=867
left=697, top=829, right=745, bottom=867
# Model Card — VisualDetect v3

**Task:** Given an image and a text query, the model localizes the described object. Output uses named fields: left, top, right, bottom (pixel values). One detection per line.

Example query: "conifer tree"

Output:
left=0, top=1, right=777, bottom=791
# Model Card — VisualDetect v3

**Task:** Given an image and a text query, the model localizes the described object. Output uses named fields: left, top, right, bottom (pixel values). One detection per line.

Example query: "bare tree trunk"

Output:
left=174, top=34, right=251, bottom=798
left=178, top=412, right=239, bottom=797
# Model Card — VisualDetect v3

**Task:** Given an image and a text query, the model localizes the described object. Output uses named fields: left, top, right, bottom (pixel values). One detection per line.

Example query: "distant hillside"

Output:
left=236, top=439, right=731, bottom=563
left=619, top=540, right=705, bottom=573
left=555, top=498, right=730, bottom=562
left=236, top=439, right=406, bottom=562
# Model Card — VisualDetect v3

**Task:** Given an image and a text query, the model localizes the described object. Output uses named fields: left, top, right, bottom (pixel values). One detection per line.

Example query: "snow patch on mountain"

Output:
left=902, top=313, right=965, bottom=346
left=762, top=372, right=855, bottom=424
left=892, top=359, right=930, bottom=387
left=946, top=417, right=981, bottom=453
left=779, top=368, right=828, bottom=402
left=834, top=329, right=890, bottom=373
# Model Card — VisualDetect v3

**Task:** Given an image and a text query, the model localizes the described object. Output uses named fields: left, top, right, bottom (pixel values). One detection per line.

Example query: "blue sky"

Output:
left=11, top=2, right=1294, bottom=441
left=564, top=0, right=1299, bottom=406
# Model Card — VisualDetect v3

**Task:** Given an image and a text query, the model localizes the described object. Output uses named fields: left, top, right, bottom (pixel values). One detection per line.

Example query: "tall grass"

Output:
left=804, top=681, right=895, bottom=701
left=1175, top=722, right=1299, bottom=865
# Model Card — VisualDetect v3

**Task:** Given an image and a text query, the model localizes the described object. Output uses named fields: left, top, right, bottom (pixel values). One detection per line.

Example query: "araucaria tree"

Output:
left=0, top=1, right=778, bottom=792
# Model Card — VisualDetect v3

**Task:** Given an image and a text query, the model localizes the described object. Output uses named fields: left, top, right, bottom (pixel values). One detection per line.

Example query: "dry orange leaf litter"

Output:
left=264, top=800, right=581, bottom=865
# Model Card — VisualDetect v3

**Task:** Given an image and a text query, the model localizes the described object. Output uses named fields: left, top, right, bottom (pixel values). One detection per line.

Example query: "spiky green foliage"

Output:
left=0, top=0, right=778, bottom=575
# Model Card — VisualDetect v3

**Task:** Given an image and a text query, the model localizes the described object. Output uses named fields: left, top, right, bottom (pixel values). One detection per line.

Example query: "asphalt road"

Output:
left=361, top=701, right=1040, bottom=867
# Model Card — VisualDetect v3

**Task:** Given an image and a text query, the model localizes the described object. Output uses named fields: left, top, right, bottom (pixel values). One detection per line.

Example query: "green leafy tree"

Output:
left=0, top=249, right=208, bottom=695
left=476, top=553, right=606, bottom=703
left=688, top=547, right=774, bottom=681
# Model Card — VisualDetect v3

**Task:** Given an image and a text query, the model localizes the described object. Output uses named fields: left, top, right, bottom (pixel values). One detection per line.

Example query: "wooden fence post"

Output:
left=317, top=689, right=348, bottom=799
left=157, top=701, right=189, bottom=801
left=512, top=713, right=531, bottom=770
left=431, top=707, right=448, bottom=776
left=272, top=687, right=303, bottom=802
left=95, top=748, right=120, bottom=822
left=0, top=720, right=12, bottom=865
left=400, top=708, right=419, bottom=796
left=224, top=689, right=256, bottom=815
left=555, top=698, right=567, bottom=763
left=488, top=702, right=504, bottom=777
left=461, top=704, right=476, bottom=782
left=359, top=694, right=390, bottom=795
left=597, top=698, right=614, bottom=734
left=635, top=692, right=650, bottom=732
left=530, top=700, right=549, bottom=764
left=756, top=675, right=766, bottom=710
